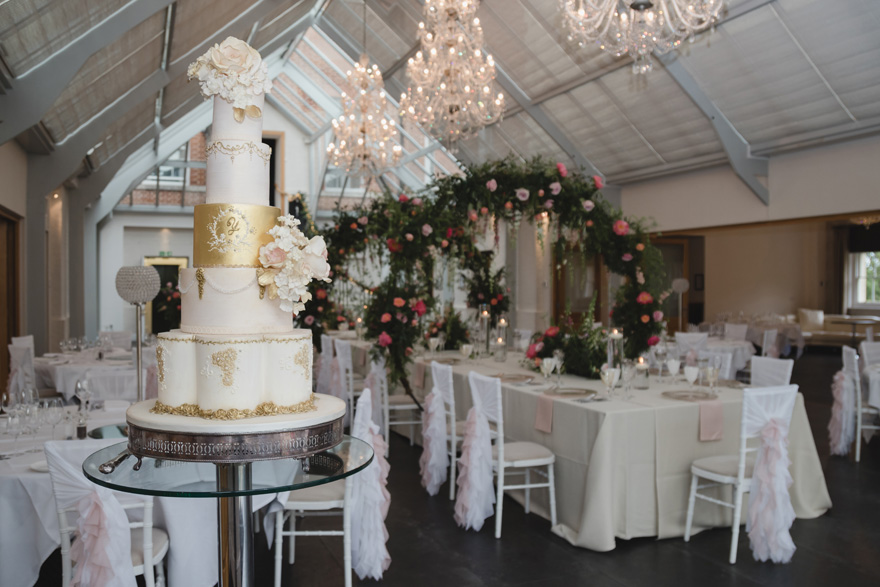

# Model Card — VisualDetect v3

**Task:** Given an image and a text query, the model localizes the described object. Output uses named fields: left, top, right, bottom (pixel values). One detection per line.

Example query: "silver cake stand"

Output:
left=85, top=394, right=364, bottom=587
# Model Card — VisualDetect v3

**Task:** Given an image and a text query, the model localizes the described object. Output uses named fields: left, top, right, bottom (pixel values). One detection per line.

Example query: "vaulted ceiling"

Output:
left=2, top=0, right=879, bottom=205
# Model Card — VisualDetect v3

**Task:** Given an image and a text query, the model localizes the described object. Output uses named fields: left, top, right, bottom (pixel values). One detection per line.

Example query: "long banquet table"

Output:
left=409, top=351, right=831, bottom=551
left=34, top=352, right=138, bottom=401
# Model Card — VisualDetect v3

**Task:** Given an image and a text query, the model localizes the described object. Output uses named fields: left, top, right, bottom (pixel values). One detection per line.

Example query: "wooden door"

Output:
left=652, top=237, right=690, bottom=333
left=0, top=207, right=21, bottom=387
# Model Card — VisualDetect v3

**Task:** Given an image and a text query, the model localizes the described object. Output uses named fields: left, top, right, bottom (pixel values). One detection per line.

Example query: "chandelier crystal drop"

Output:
left=559, top=0, right=724, bottom=74
left=400, top=0, right=504, bottom=141
left=327, top=54, right=402, bottom=176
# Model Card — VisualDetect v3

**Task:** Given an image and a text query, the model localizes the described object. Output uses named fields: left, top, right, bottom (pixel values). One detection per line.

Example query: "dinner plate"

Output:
left=434, top=357, right=460, bottom=365
left=661, top=390, right=718, bottom=402
left=29, top=460, right=49, bottom=473
left=548, top=388, right=597, bottom=399
left=492, top=373, right=533, bottom=383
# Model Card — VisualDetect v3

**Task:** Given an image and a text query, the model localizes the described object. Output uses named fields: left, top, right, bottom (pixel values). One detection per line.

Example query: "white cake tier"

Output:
left=212, top=94, right=264, bottom=142
left=154, top=329, right=314, bottom=417
left=205, top=138, right=271, bottom=207
left=127, top=395, right=344, bottom=434
left=179, top=267, right=291, bottom=334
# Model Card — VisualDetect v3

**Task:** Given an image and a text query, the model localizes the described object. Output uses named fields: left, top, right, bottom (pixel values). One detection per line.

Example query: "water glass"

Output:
left=43, top=399, right=64, bottom=441
left=684, top=366, right=700, bottom=389
left=553, top=350, right=565, bottom=388
left=600, top=365, right=620, bottom=398
left=666, top=358, right=681, bottom=383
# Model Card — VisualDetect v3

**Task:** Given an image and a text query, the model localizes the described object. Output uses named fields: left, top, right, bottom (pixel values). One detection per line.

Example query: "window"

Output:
left=855, top=251, right=880, bottom=304
left=139, top=146, right=187, bottom=190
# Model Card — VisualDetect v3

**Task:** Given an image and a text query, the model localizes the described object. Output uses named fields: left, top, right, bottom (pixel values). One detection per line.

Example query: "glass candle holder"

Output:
left=607, top=328, right=624, bottom=370
left=479, top=304, right=491, bottom=356
left=634, top=356, right=650, bottom=389
left=493, top=337, right=507, bottom=362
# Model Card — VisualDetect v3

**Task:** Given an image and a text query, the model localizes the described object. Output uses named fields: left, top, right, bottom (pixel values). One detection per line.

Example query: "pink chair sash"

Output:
left=747, top=417, right=796, bottom=563
left=419, top=392, right=449, bottom=495
left=350, top=391, right=392, bottom=580
left=453, top=407, right=495, bottom=531
left=828, top=370, right=855, bottom=456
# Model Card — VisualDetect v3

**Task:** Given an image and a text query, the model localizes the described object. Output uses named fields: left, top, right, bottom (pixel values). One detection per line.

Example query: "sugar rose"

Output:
left=211, top=37, right=261, bottom=75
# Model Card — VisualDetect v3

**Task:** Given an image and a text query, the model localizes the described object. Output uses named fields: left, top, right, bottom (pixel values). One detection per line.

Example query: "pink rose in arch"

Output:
left=647, top=335, right=660, bottom=346
left=422, top=224, right=433, bottom=237
left=304, top=315, right=315, bottom=325
left=358, top=216, right=368, bottom=225
left=556, top=162, right=568, bottom=177
left=486, top=179, right=497, bottom=192
left=378, top=331, right=392, bottom=347
left=583, top=199, right=595, bottom=212
left=613, top=219, right=630, bottom=236
left=621, top=253, right=633, bottom=261
left=593, top=175, right=604, bottom=189
left=405, top=233, right=414, bottom=241
left=544, top=199, right=554, bottom=209
left=468, top=209, right=479, bottom=222
left=653, top=310, right=664, bottom=322
left=412, top=197, right=423, bottom=206
left=412, top=299, right=427, bottom=317
left=515, top=188, right=530, bottom=201
left=636, top=292, right=654, bottom=305
left=549, top=181, right=562, bottom=195
left=380, top=313, right=392, bottom=323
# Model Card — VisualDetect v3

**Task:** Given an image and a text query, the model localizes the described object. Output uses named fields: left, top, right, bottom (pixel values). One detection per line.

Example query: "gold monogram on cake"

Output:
left=211, top=347, right=239, bottom=387
left=207, top=206, right=256, bottom=255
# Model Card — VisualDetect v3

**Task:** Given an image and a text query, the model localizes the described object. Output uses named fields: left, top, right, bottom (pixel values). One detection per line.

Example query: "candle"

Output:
left=356, top=317, right=362, bottom=324
left=497, top=337, right=504, bottom=345
left=499, top=318, right=507, bottom=327
left=609, top=328, right=623, bottom=340
left=636, top=357, right=648, bottom=370
left=481, top=310, right=489, bottom=318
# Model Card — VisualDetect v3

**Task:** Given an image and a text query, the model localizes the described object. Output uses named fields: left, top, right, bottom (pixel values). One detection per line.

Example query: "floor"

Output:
left=37, top=347, right=880, bottom=586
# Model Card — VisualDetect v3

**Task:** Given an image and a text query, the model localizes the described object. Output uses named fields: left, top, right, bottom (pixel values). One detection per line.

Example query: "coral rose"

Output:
left=636, top=243, right=645, bottom=251
left=381, top=313, right=392, bottom=323
left=544, top=326, right=560, bottom=337
left=641, top=315, right=650, bottom=323
left=557, top=162, right=568, bottom=177
left=393, top=297, right=406, bottom=308
left=593, top=175, right=604, bottom=189
left=636, top=292, right=654, bottom=305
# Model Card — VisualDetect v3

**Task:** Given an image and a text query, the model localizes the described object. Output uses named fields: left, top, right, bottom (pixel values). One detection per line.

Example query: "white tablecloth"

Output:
left=408, top=353, right=830, bottom=551
left=34, top=354, right=137, bottom=401
left=705, top=337, right=756, bottom=373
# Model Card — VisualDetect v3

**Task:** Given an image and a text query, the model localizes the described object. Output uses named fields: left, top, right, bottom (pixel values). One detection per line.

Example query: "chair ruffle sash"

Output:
left=828, top=370, right=855, bottom=456
left=351, top=391, right=392, bottom=580
left=453, top=407, right=495, bottom=531
left=419, top=391, right=449, bottom=496
left=767, top=344, right=780, bottom=359
left=747, top=417, right=796, bottom=564
left=45, top=442, right=135, bottom=587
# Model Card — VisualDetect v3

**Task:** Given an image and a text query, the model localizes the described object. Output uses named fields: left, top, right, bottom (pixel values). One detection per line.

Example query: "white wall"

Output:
left=0, top=142, right=27, bottom=217
left=263, top=103, right=310, bottom=197
left=621, top=134, right=880, bottom=232
left=98, top=213, right=194, bottom=334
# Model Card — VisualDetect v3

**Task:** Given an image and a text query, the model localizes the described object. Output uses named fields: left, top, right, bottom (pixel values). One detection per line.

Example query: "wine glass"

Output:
left=600, top=365, right=620, bottom=398
left=665, top=358, right=681, bottom=384
left=703, top=356, right=721, bottom=392
left=25, top=403, right=43, bottom=453
left=552, top=350, right=565, bottom=388
left=436, top=332, right=447, bottom=353
left=427, top=337, right=440, bottom=358
left=621, top=359, right=636, bottom=400
left=460, top=343, right=474, bottom=362
left=540, top=357, right=556, bottom=387
left=74, top=378, right=92, bottom=413
left=43, top=398, right=64, bottom=441
left=654, top=342, right=667, bottom=379
left=6, top=406, right=23, bottom=458
left=684, top=365, right=700, bottom=390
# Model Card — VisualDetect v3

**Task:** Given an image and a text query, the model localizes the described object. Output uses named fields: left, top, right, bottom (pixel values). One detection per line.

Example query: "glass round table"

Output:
left=83, top=438, right=373, bottom=586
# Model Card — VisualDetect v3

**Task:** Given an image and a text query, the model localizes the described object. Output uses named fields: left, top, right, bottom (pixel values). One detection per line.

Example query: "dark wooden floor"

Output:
left=36, top=347, right=880, bottom=586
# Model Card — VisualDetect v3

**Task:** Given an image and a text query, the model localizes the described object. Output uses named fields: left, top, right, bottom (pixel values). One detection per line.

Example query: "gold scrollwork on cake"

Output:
left=193, top=203, right=279, bottom=267
left=211, top=348, right=239, bottom=387
left=206, top=140, right=271, bottom=164
left=196, top=268, right=206, bottom=299
left=150, top=394, right=318, bottom=419
left=156, top=345, right=166, bottom=385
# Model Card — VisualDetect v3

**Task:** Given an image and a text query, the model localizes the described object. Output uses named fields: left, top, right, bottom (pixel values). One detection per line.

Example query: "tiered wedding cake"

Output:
left=127, top=38, right=340, bottom=432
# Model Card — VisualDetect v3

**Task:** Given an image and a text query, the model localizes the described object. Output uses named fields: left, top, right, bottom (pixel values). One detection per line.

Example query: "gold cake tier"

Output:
left=193, top=203, right=280, bottom=267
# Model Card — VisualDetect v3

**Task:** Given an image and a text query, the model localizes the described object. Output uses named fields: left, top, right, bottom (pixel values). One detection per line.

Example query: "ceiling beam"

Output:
left=25, top=0, right=295, bottom=203
left=657, top=52, right=769, bottom=204
left=0, top=0, right=175, bottom=145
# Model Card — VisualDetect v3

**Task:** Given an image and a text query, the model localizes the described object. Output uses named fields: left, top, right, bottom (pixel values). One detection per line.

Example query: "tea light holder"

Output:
left=634, top=356, right=650, bottom=389
left=478, top=304, right=490, bottom=357
left=493, top=336, right=507, bottom=362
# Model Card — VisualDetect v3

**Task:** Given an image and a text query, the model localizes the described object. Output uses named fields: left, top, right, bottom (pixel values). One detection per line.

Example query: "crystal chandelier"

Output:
left=327, top=2, right=401, bottom=176
left=400, top=0, right=504, bottom=142
left=559, top=0, right=724, bottom=74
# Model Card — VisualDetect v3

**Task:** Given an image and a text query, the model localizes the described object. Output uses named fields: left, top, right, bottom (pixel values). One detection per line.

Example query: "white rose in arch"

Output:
left=210, top=37, right=261, bottom=75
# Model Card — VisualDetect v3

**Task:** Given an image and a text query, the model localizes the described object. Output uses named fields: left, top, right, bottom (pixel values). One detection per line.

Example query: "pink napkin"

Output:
left=414, top=362, right=426, bottom=389
left=534, top=395, right=554, bottom=433
left=686, top=349, right=698, bottom=366
left=699, top=399, right=723, bottom=441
